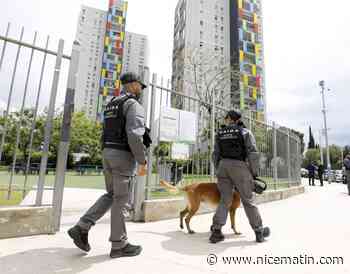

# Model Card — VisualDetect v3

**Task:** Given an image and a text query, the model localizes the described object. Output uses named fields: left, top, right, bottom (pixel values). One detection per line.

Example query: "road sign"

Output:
left=159, top=107, right=197, bottom=143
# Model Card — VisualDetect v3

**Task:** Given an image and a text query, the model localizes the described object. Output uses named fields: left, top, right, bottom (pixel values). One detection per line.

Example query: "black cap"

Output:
left=225, top=110, right=242, bottom=121
left=120, top=72, right=147, bottom=89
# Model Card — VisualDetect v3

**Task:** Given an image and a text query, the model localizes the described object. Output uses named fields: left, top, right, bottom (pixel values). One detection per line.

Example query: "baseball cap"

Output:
left=225, top=110, right=242, bottom=121
left=120, top=72, right=147, bottom=89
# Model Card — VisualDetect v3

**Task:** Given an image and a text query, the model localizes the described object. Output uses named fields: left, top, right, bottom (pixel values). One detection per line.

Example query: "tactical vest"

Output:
left=217, top=125, right=247, bottom=161
left=102, top=95, right=135, bottom=151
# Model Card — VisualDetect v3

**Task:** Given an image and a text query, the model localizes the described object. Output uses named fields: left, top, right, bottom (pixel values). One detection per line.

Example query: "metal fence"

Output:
left=0, top=23, right=78, bottom=232
left=144, top=74, right=302, bottom=200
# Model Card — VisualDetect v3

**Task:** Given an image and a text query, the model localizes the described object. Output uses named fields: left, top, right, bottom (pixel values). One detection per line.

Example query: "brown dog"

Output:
left=159, top=180, right=241, bottom=234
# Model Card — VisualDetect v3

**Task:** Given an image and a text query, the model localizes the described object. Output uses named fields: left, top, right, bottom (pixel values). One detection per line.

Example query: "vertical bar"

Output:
left=157, top=77, right=164, bottom=181
left=195, top=101, right=200, bottom=176
left=8, top=32, right=37, bottom=200
left=296, top=140, right=301, bottom=185
left=0, top=22, right=10, bottom=71
left=210, top=93, right=215, bottom=180
left=287, top=129, right=291, bottom=187
left=249, top=110, right=253, bottom=131
left=0, top=27, right=24, bottom=162
left=273, top=122, right=278, bottom=190
left=175, top=160, right=178, bottom=185
left=166, top=79, right=170, bottom=107
left=52, top=41, right=80, bottom=232
left=142, top=66, right=150, bottom=127
left=36, top=39, right=64, bottom=206
left=146, top=74, right=157, bottom=200
left=23, top=36, right=50, bottom=198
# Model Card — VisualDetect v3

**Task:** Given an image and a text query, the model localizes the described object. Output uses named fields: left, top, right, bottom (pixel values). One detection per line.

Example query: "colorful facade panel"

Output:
left=235, top=0, right=265, bottom=115
left=99, top=0, right=127, bottom=99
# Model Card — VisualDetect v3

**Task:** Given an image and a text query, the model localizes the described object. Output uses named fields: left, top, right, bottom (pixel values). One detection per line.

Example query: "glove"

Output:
left=253, top=177, right=267, bottom=194
left=143, top=127, right=152, bottom=148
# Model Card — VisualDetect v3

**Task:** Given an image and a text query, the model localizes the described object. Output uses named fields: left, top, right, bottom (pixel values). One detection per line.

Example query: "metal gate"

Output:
left=143, top=73, right=303, bottom=200
left=0, top=23, right=79, bottom=232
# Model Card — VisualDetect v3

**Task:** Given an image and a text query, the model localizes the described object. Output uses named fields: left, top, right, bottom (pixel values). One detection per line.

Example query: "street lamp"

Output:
left=318, top=129, right=324, bottom=165
left=319, top=80, right=332, bottom=183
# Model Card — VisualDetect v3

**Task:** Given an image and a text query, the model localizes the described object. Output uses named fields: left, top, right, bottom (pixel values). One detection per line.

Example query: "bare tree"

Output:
left=179, top=46, right=240, bottom=139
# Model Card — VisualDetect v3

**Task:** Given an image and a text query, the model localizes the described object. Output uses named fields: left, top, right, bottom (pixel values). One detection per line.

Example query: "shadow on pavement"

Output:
left=0, top=247, right=110, bottom=274
left=137, top=230, right=257, bottom=256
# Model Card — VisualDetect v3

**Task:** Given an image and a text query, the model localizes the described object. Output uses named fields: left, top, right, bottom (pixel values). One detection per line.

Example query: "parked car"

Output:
left=324, top=170, right=336, bottom=182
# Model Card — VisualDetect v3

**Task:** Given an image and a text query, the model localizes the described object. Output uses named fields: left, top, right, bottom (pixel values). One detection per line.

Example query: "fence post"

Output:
left=210, top=93, right=215, bottom=181
left=36, top=39, right=64, bottom=206
left=8, top=31, right=37, bottom=200
left=142, top=66, right=150, bottom=127
left=273, top=122, right=278, bottom=189
left=296, top=139, right=300, bottom=185
left=52, top=40, right=80, bottom=232
left=133, top=176, right=145, bottom=221
left=249, top=110, right=253, bottom=132
left=287, top=129, right=292, bottom=187
left=0, top=27, right=24, bottom=163
left=146, top=73, right=157, bottom=200
left=0, top=22, right=10, bottom=71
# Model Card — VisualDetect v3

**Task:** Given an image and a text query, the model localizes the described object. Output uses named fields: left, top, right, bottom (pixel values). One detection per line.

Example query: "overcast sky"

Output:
left=0, top=0, right=349, bottom=147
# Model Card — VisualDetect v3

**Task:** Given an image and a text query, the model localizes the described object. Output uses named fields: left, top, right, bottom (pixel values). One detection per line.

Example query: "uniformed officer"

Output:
left=209, top=110, right=270, bottom=243
left=68, top=72, right=148, bottom=258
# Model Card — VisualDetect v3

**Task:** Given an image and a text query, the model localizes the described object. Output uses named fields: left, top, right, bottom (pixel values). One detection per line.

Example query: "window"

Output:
left=246, top=42, right=255, bottom=54
left=200, top=20, right=204, bottom=26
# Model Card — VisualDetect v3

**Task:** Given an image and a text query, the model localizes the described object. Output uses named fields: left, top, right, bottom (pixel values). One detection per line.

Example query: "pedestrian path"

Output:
left=1, top=179, right=349, bottom=274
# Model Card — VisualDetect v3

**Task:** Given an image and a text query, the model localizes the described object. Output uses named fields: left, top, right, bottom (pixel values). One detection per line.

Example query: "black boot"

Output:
left=110, top=243, right=142, bottom=258
left=68, top=225, right=91, bottom=252
left=209, top=229, right=225, bottom=244
left=255, top=227, right=270, bottom=243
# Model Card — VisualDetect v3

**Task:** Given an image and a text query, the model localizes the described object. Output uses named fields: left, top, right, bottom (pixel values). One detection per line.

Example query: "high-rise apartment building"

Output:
left=122, top=32, right=149, bottom=79
left=74, top=2, right=150, bottom=121
left=172, top=0, right=266, bottom=119
left=74, top=6, right=106, bottom=121
left=172, top=0, right=231, bottom=109
left=230, top=0, right=265, bottom=119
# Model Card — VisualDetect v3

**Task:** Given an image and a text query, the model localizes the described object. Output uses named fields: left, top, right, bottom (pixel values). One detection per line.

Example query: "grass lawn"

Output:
left=0, top=171, right=106, bottom=206
left=0, top=190, right=23, bottom=206
left=0, top=170, right=295, bottom=205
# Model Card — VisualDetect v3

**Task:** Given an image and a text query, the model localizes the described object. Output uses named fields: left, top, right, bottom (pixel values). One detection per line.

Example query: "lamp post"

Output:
left=318, top=129, right=324, bottom=165
left=319, top=80, right=332, bottom=183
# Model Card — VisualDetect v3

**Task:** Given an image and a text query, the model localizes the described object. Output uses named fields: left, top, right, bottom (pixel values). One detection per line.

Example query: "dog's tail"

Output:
left=159, top=180, right=184, bottom=194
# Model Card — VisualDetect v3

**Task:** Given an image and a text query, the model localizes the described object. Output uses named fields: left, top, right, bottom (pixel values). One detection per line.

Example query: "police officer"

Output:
left=209, top=110, right=270, bottom=243
left=68, top=72, right=148, bottom=258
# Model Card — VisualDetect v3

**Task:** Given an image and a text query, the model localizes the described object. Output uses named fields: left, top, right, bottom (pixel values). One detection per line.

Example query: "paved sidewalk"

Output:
left=1, top=180, right=349, bottom=274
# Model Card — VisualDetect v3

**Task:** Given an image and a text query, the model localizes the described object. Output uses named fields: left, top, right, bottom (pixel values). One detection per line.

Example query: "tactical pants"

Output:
left=212, top=159, right=263, bottom=232
left=309, top=175, right=315, bottom=186
left=319, top=174, right=324, bottom=186
left=77, top=149, right=136, bottom=250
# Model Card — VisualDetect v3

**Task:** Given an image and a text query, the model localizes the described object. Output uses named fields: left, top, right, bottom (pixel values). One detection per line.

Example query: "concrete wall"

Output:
left=143, top=185, right=305, bottom=222
left=0, top=206, right=54, bottom=239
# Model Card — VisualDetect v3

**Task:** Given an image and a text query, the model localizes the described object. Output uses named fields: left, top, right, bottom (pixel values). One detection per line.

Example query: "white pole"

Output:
left=319, top=80, right=331, bottom=183
left=319, top=130, right=324, bottom=165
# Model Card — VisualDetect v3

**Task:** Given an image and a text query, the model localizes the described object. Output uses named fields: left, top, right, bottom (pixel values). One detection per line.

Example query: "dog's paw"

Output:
left=188, top=230, right=195, bottom=234
left=180, top=224, right=184, bottom=229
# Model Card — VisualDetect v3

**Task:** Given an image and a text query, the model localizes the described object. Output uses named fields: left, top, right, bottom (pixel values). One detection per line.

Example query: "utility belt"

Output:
left=103, top=142, right=131, bottom=152
left=221, top=156, right=246, bottom=162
